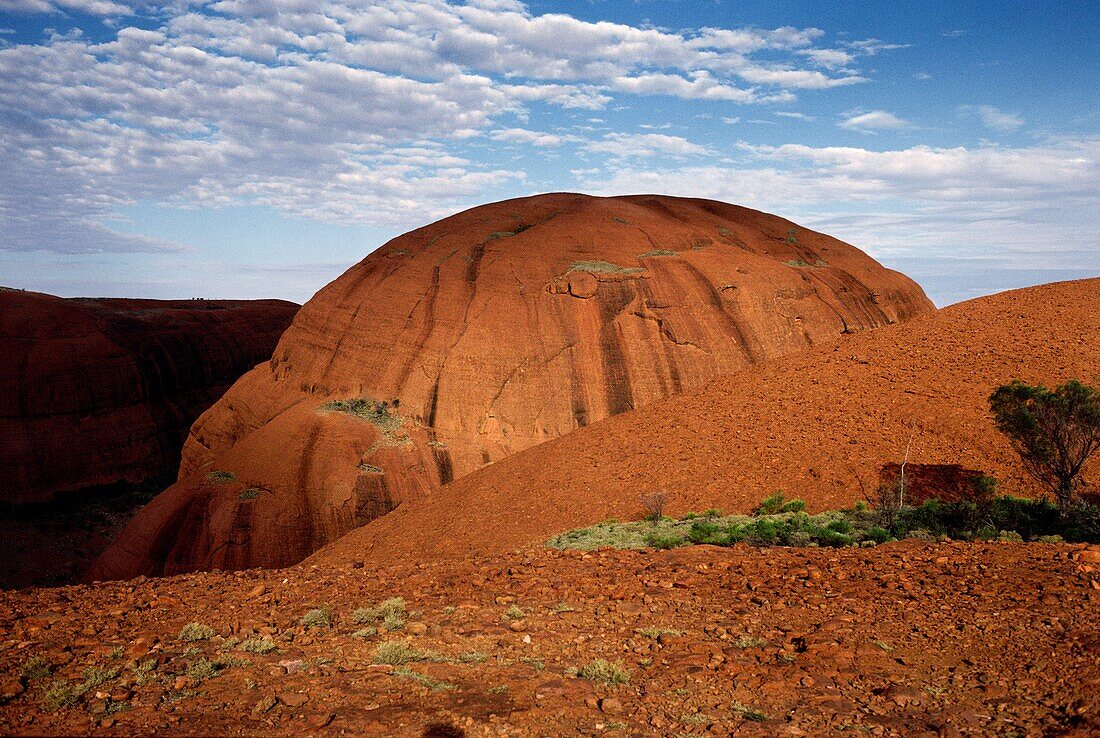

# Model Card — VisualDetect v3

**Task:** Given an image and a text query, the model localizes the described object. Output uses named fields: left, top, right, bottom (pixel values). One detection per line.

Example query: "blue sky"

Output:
left=0, top=0, right=1096, bottom=306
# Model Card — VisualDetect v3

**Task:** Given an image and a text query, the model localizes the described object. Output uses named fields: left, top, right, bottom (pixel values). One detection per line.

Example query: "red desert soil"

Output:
left=0, top=290, right=298, bottom=505
left=1, top=542, right=1097, bottom=736
left=92, top=193, right=932, bottom=579
left=311, top=278, right=1100, bottom=568
left=0, top=289, right=297, bottom=587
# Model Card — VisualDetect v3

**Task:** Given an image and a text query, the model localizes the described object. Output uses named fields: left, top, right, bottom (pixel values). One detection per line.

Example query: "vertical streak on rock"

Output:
left=596, top=282, right=636, bottom=416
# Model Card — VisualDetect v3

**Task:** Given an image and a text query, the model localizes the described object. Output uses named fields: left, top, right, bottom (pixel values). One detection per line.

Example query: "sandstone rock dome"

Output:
left=91, top=193, right=933, bottom=579
left=0, top=290, right=298, bottom=505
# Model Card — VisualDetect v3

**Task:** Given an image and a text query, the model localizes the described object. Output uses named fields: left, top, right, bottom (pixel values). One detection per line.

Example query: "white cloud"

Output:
left=584, top=132, right=711, bottom=159
left=960, top=104, right=1024, bottom=131
left=0, top=0, right=901, bottom=253
left=840, top=110, right=912, bottom=133
left=490, top=127, right=572, bottom=146
left=775, top=111, right=815, bottom=121
left=798, top=48, right=853, bottom=69
left=577, top=138, right=1100, bottom=273
left=0, top=0, right=134, bottom=14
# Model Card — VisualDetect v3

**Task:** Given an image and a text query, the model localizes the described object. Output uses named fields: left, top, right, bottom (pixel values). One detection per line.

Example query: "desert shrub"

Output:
left=42, top=680, right=81, bottom=711
left=372, top=641, right=434, bottom=665
left=458, top=651, right=488, bottom=663
left=20, top=656, right=49, bottom=682
left=755, top=492, right=805, bottom=516
left=579, top=659, right=630, bottom=685
left=646, top=532, right=684, bottom=549
left=990, top=379, right=1100, bottom=508
left=637, top=249, right=677, bottom=258
left=865, top=526, right=893, bottom=544
left=237, top=638, right=277, bottom=655
left=743, top=518, right=778, bottom=544
left=640, top=490, right=668, bottom=522
left=353, top=597, right=406, bottom=625
left=178, top=622, right=216, bottom=642
left=755, top=492, right=785, bottom=516
left=503, top=604, right=524, bottom=620
left=207, top=470, right=235, bottom=483
left=300, top=607, right=332, bottom=629
left=238, top=488, right=261, bottom=501
left=185, top=658, right=221, bottom=681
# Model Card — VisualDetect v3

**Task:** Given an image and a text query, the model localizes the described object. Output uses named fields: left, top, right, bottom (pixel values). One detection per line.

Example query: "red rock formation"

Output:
left=307, top=279, right=1099, bottom=568
left=0, top=289, right=298, bottom=505
left=91, top=193, right=933, bottom=579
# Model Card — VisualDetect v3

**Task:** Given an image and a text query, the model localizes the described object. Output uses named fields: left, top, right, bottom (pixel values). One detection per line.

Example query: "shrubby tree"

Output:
left=989, top=379, right=1100, bottom=508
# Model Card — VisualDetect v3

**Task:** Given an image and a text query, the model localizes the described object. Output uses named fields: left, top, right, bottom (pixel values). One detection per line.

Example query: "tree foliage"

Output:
left=989, top=379, right=1100, bottom=506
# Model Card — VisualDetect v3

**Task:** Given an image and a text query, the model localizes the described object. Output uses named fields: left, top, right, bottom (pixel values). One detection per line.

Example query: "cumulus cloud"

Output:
left=0, top=0, right=897, bottom=254
left=960, top=104, right=1024, bottom=131
left=839, top=110, right=912, bottom=133
left=584, top=132, right=711, bottom=158
left=490, top=127, right=573, bottom=146
left=577, top=138, right=1100, bottom=274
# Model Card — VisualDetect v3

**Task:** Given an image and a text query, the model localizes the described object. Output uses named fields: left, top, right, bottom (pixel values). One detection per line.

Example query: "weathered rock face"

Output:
left=91, top=193, right=933, bottom=579
left=0, top=290, right=298, bottom=505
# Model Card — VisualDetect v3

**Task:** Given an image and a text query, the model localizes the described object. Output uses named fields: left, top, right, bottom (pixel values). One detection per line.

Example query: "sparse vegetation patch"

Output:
left=207, top=470, right=235, bottom=483
left=321, top=398, right=408, bottom=447
left=579, top=658, right=631, bottom=686
left=568, top=260, right=643, bottom=275
left=637, top=249, right=678, bottom=258
left=548, top=490, right=1100, bottom=551
left=179, top=622, right=217, bottom=642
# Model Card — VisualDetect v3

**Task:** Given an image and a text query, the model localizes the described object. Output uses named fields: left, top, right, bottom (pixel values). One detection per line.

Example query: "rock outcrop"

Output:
left=91, top=193, right=933, bottom=579
left=308, top=279, right=1099, bottom=567
left=0, top=290, right=298, bottom=505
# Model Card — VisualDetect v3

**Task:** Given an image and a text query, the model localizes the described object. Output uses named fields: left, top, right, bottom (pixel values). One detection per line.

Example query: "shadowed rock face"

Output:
left=0, top=290, right=298, bottom=506
left=91, top=193, right=933, bottom=580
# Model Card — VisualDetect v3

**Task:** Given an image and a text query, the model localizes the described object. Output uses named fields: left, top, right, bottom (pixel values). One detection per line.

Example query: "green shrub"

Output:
left=178, top=622, right=216, bottom=642
left=579, top=658, right=630, bottom=685
left=20, top=656, right=49, bottom=682
left=744, top=519, right=778, bottom=544
left=372, top=641, right=434, bottom=665
left=755, top=492, right=786, bottom=516
left=353, top=597, right=407, bottom=625
left=865, top=527, right=893, bottom=544
left=237, top=638, right=277, bottom=655
left=300, top=607, right=332, bottom=629
left=781, top=499, right=806, bottom=513
left=207, top=470, right=235, bottom=483
left=185, top=658, right=221, bottom=681
left=646, top=532, right=685, bottom=550
left=238, top=488, right=261, bottom=501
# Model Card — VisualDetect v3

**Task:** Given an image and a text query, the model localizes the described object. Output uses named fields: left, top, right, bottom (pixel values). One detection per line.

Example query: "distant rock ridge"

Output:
left=0, top=291, right=298, bottom=505
left=91, top=193, right=934, bottom=580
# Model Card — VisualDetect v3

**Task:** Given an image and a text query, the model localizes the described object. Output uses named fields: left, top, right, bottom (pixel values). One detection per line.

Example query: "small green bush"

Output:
left=300, top=607, right=332, bottom=629
left=352, top=597, right=406, bottom=625
left=372, top=641, right=433, bottom=665
left=237, top=638, right=277, bottom=655
left=207, top=470, right=235, bottom=483
left=646, top=532, right=684, bottom=550
left=178, top=622, right=216, bottom=642
left=579, top=658, right=631, bottom=685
